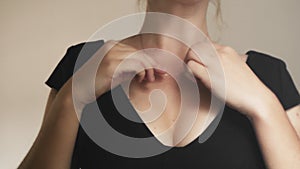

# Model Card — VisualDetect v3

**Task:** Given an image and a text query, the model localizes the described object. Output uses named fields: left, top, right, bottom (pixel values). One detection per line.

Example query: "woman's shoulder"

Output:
left=245, top=50, right=300, bottom=110
left=45, top=40, right=105, bottom=91
left=62, top=40, right=105, bottom=70
left=246, top=50, right=286, bottom=68
left=66, top=39, right=105, bottom=59
left=245, top=50, right=288, bottom=84
left=245, top=50, right=288, bottom=81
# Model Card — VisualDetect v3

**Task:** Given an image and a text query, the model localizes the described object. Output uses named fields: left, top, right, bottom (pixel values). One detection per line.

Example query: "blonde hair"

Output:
left=210, top=0, right=222, bottom=22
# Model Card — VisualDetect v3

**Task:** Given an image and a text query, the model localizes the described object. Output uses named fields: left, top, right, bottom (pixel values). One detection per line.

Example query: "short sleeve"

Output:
left=246, top=50, right=300, bottom=111
left=279, top=61, right=300, bottom=110
left=45, top=40, right=104, bottom=91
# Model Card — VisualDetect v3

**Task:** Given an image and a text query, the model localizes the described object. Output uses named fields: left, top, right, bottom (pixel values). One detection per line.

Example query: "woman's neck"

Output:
left=139, top=0, right=210, bottom=60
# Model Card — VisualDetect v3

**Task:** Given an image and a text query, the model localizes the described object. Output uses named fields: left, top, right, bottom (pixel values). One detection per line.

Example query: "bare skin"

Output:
left=18, top=0, right=300, bottom=169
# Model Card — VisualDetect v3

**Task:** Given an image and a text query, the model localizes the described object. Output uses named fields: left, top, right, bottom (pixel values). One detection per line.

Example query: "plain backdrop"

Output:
left=1, top=0, right=299, bottom=168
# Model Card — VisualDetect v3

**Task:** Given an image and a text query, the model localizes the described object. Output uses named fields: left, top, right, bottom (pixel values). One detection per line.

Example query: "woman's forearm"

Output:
left=250, top=94, right=300, bottom=169
left=18, top=81, right=82, bottom=169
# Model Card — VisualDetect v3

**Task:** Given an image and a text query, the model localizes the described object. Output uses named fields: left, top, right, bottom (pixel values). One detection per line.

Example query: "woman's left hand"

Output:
left=186, top=44, right=277, bottom=118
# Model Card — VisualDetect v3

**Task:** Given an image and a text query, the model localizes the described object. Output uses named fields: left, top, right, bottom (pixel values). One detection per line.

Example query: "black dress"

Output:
left=45, top=40, right=300, bottom=169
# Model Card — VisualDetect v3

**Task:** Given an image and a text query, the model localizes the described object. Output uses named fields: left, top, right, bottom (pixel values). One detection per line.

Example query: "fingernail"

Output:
left=151, top=76, right=155, bottom=82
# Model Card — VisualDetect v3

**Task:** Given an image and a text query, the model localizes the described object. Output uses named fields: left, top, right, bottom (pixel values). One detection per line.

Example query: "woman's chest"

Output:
left=76, top=104, right=266, bottom=169
left=127, top=76, right=213, bottom=147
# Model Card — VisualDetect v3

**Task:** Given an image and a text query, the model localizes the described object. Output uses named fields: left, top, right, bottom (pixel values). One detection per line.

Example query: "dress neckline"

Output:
left=116, top=50, right=256, bottom=147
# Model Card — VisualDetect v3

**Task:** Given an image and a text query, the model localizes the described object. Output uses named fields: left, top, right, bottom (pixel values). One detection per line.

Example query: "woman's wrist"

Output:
left=53, top=80, right=85, bottom=116
left=247, top=90, right=284, bottom=122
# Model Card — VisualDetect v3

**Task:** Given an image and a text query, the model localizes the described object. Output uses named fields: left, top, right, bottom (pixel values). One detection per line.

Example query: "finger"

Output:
left=185, top=48, right=205, bottom=66
left=154, top=68, right=167, bottom=74
left=136, top=53, right=157, bottom=82
left=154, top=68, right=169, bottom=78
left=187, top=41, right=221, bottom=68
left=137, top=70, right=146, bottom=82
left=146, top=68, right=155, bottom=82
left=132, top=57, right=151, bottom=82
left=187, top=60, right=211, bottom=89
left=182, top=65, right=196, bottom=82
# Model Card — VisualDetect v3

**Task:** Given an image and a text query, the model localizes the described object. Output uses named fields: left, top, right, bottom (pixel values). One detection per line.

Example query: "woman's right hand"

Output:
left=68, top=40, right=161, bottom=109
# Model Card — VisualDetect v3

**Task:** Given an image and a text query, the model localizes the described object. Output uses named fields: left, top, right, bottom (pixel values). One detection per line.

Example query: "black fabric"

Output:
left=245, top=50, right=300, bottom=110
left=45, top=40, right=300, bottom=169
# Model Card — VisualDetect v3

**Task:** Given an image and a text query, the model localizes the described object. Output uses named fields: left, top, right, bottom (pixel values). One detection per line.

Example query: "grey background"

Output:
left=0, top=0, right=299, bottom=168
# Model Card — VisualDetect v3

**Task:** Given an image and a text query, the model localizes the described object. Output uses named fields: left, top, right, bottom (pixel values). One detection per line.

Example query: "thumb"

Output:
left=187, top=60, right=211, bottom=89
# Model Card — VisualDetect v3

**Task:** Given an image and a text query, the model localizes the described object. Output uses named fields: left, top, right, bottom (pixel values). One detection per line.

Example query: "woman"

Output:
left=19, top=0, right=300, bottom=168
